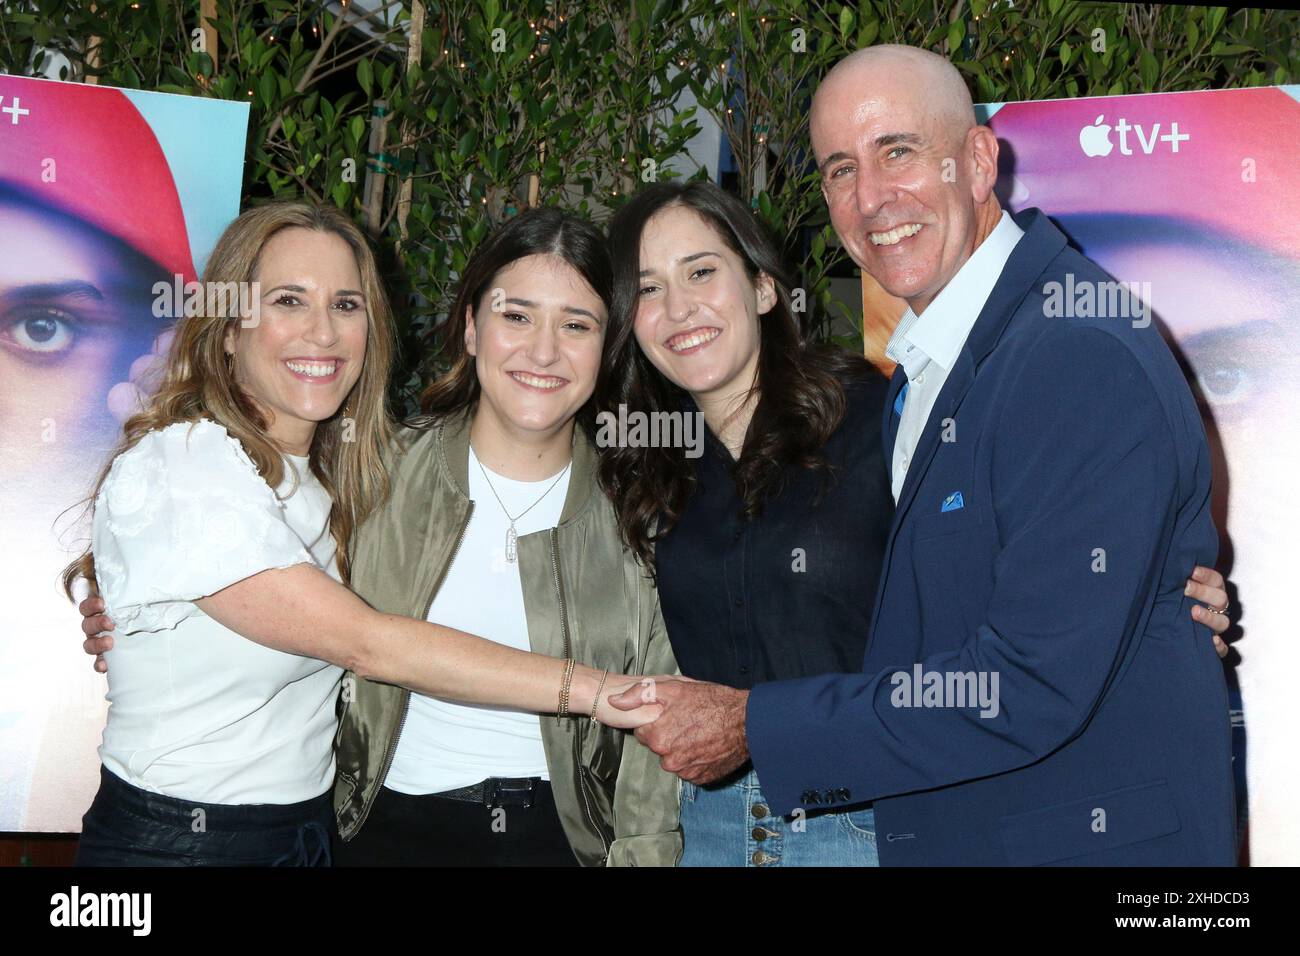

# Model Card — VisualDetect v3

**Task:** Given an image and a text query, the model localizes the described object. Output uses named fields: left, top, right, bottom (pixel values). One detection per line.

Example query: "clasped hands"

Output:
left=602, top=675, right=750, bottom=785
left=81, top=559, right=1234, bottom=787
left=79, top=594, right=747, bottom=785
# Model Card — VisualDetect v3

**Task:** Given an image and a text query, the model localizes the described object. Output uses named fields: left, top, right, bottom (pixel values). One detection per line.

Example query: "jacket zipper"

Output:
left=350, top=500, right=474, bottom=838
left=551, top=528, right=611, bottom=859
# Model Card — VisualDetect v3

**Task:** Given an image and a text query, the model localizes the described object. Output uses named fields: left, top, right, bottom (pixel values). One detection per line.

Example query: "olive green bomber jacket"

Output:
left=332, top=411, right=682, bottom=866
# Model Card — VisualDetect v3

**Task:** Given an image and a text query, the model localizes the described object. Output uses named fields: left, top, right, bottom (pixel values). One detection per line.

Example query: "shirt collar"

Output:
left=883, top=210, right=1024, bottom=377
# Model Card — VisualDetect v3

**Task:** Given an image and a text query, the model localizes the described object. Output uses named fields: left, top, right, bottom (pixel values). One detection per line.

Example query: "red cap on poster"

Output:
left=0, top=75, right=198, bottom=283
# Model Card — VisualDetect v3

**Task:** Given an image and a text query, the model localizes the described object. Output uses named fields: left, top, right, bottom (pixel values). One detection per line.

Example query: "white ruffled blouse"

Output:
left=91, top=418, right=342, bottom=805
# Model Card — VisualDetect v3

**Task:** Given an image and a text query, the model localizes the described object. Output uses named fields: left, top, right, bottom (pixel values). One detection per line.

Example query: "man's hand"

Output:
left=608, top=678, right=750, bottom=785
left=1185, top=565, right=1233, bottom=659
left=80, top=595, right=115, bottom=673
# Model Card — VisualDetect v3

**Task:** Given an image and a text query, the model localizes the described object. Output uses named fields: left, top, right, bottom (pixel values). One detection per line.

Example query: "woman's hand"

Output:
left=1185, top=565, right=1232, bottom=659
left=588, top=675, right=665, bottom=729
left=79, top=595, right=115, bottom=673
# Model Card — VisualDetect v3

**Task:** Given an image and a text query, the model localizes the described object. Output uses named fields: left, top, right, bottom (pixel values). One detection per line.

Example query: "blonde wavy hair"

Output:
left=63, top=201, right=396, bottom=597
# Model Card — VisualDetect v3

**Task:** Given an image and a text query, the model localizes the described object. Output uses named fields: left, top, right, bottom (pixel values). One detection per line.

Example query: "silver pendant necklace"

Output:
left=474, top=451, right=571, bottom=563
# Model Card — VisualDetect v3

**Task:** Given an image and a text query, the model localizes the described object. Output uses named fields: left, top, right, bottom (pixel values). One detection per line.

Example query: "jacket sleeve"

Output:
left=747, top=326, right=1195, bottom=814
left=606, top=577, right=683, bottom=867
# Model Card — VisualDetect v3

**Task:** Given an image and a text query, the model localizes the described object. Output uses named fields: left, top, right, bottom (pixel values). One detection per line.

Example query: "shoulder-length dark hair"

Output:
left=418, top=207, right=614, bottom=437
left=599, top=180, right=874, bottom=569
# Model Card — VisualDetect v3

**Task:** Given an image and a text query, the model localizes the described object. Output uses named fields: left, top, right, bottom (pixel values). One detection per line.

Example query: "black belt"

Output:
left=434, top=777, right=546, bottom=809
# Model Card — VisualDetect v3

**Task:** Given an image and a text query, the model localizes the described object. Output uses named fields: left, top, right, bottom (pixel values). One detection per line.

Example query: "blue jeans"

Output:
left=679, top=768, right=879, bottom=867
left=76, top=765, right=334, bottom=867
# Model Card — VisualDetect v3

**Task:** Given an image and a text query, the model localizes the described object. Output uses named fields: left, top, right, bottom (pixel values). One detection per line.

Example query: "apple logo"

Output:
left=1079, top=115, right=1114, bottom=157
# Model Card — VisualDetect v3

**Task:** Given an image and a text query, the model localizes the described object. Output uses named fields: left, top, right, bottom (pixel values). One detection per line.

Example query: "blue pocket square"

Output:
left=941, top=491, right=965, bottom=513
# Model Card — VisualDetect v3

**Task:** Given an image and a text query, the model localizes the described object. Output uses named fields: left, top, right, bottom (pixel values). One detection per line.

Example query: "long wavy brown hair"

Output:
left=599, top=181, right=876, bottom=570
left=62, top=201, right=396, bottom=597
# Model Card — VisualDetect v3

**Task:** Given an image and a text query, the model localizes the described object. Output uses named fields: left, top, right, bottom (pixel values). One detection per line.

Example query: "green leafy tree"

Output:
left=3, top=0, right=1293, bottom=407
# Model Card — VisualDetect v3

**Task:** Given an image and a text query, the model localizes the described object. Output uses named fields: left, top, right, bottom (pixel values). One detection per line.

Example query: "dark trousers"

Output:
left=75, top=765, right=334, bottom=867
left=333, top=783, right=579, bottom=866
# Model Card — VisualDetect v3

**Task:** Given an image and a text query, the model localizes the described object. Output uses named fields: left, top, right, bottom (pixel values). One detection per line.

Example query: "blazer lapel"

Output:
left=891, top=208, right=1069, bottom=524
left=865, top=209, right=1070, bottom=652
left=883, top=363, right=908, bottom=464
left=892, top=353, right=975, bottom=523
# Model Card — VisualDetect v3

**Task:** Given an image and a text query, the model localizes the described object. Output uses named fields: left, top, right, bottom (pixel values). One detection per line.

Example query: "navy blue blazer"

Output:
left=746, top=208, right=1235, bottom=866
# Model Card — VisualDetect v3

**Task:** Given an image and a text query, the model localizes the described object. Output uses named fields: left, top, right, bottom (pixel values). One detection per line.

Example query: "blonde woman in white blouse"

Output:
left=62, top=202, right=658, bottom=866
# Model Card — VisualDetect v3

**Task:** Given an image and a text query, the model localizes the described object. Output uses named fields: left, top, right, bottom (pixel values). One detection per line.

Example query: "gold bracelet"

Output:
left=589, top=668, right=609, bottom=722
left=558, top=657, right=576, bottom=716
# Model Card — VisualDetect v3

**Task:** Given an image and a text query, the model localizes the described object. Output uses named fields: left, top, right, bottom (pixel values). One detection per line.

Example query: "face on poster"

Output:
left=860, top=85, right=1300, bottom=865
left=0, top=75, right=248, bottom=831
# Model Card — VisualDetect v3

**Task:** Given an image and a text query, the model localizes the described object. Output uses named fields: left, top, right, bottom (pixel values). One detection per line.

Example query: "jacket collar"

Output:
left=436, top=407, right=597, bottom=526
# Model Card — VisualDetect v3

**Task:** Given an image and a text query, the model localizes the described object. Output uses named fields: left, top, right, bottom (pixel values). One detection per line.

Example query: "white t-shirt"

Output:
left=385, top=447, right=571, bottom=794
left=91, top=418, right=342, bottom=805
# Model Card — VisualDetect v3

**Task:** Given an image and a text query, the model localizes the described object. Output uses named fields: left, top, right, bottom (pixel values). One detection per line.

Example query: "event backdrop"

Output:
left=0, top=75, right=248, bottom=831
left=3, top=74, right=1294, bottom=865
left=863, top=85, right=1300, bottom=866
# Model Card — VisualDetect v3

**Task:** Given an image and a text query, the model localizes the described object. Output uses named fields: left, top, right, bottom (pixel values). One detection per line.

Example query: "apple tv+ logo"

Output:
left=1078, top=114, right=1189, bottom=158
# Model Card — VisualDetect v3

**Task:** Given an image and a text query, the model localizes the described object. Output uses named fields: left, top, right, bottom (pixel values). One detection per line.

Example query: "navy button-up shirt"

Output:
left=655, top=373, right=894, bottom=689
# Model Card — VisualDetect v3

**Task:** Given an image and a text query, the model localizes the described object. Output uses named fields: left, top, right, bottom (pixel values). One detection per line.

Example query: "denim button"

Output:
left=752, top=827, right=767, bottom=841
left=751, top=803, right=769, bottom=818
left=751, top=850, right=771, bottom=865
